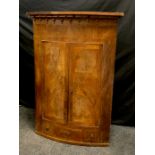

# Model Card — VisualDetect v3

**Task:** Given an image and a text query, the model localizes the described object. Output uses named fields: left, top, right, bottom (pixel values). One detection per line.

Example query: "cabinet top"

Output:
left=27, top=11, right=124, bottom=19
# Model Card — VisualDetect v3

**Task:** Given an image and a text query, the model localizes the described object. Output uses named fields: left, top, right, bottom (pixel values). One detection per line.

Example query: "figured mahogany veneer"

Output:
left=27, top=11, right=124, bottom=146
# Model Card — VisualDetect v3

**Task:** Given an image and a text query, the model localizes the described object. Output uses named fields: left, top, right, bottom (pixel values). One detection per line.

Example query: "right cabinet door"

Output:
left=68, top=43, right=103, bottom=128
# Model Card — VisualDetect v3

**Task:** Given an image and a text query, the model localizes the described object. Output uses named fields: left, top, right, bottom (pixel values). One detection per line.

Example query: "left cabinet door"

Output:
left=41, top=41, right=69, bottom=124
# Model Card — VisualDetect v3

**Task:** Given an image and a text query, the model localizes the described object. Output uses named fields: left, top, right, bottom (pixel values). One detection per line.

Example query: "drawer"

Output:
left=42, top=121, right=82, bottom=141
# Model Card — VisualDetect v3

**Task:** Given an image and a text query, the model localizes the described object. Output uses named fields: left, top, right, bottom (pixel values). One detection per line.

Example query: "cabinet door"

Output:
left=42, top=41, right=68, bottom=123
left=69, top=43, right=102, bottom=127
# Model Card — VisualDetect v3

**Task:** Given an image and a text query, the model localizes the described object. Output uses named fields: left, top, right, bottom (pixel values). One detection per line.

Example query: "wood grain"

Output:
left=28, top=11, right=124, bottom=146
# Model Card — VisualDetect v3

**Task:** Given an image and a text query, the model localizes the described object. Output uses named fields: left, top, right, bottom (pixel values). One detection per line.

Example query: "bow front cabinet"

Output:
left=28, top=11, right=124, bottom=146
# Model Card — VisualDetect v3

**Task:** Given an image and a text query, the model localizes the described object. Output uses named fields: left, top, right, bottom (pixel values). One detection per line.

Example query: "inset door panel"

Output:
left=42, top=41, right=68, bottom=123
left=69, top=44, right=102, bottom=127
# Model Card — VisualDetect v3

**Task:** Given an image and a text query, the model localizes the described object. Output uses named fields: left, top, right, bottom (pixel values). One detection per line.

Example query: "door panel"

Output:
left=69, top=44, right=102, bottom=127
left=42, top=41, right=68, bottom=123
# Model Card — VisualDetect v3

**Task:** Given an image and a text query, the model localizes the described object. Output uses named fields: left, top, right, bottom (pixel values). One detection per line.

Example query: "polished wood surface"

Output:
left=28, top=11, right=123, bottom=146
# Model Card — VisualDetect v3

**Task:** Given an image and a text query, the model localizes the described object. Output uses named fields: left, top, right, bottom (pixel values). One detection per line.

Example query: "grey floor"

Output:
left=19, top=106, right=135, bottom=155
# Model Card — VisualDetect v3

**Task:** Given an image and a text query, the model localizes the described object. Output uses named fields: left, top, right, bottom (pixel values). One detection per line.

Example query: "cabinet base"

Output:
left=35, top=130, right=109, bottom=147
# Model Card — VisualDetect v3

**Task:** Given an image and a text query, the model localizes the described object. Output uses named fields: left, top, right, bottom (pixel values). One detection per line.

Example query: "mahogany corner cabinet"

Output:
left=27, top=11, right=124, bottom=146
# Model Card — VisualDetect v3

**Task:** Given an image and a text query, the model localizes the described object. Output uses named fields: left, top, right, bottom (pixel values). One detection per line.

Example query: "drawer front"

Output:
left=41, top=121, right=103, bottom=144
left=42, top=121, right=82, bottom=141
